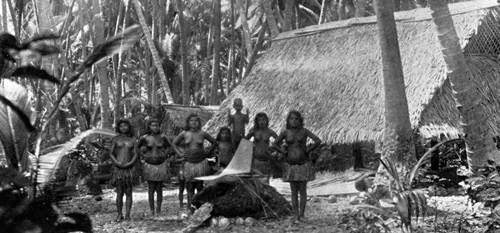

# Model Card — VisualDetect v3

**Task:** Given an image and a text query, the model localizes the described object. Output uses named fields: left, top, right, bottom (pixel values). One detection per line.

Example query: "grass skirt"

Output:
left=111, top=166, right=139, bottom=187
left=143, top=161, right=170, bottom=181
left=183, top=159, right=210, bottom=182
left=253, top=159, right=272, bottom=176
left=282, top=161, right=315, bottom=182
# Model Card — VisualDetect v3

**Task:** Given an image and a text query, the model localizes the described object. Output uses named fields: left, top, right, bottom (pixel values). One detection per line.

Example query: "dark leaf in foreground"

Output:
left=20, top=31, right=59, bottom=48
left=12, top=66, right=60, bottom=84
left=77, top=24, right=142, bottom=72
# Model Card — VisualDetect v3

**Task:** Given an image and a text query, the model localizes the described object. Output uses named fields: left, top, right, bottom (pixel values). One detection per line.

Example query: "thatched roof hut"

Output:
left=204, top=0, right=500, bottom=145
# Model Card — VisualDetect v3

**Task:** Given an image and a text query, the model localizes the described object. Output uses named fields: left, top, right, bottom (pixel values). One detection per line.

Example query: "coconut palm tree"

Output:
left=428, top=0, right=500, bottom=171
left=175, top=0, right=191, bottom=105
left=375, top=0, right=416, bottom=184
left=133, top=0, right=175, bottom=104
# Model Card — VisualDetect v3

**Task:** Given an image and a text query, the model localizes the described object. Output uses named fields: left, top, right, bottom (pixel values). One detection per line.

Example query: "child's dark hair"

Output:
left=216, top=127, right=232, bottom=142
left=184, top=114, right=202, bottom=131
left=286, top=110, right=304, bottom=129
left=253, top=112, right=269, bottom=129
left=115, top=119, right=135, bottom=137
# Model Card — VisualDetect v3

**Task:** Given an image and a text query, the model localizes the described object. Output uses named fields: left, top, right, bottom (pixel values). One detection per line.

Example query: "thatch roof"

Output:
left=204, top=0, right=500, bottom=145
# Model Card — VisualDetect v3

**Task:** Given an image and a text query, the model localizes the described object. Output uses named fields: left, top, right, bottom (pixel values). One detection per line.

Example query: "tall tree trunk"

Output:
left=92, top=0, right=112, bottom=129
left=283, top=0, right=295, bottom=31
left=375, top=0, right=416, bottom=185
left=175, top=0, right=190, bottom=105
left=230, top=0, right=237, bottom=90
left=133, top=0, right=175, bottom=104
left=113, top=0, right=127, bottom=125
left=1, top=0, right=7, bottom=31
left=210, top=0, right=222, bottom=105
left=203, top=0, right=214, bottom=105
left=355, top=0, right=366, bottom=17
left=243, top=21, right=266, bottom=78
left=319, top=0, right=332, bottom=24
left=261, top=0, right=278, bottom=38
left=429, top=0, right=500, bottom=171
left=35, top=0, right=62, bottom=141
left=237, top=0, right=252, bottom=61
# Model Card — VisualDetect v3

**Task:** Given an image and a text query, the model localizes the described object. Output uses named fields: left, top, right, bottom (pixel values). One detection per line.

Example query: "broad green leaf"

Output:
left=0, top=79, right=34, bottom=170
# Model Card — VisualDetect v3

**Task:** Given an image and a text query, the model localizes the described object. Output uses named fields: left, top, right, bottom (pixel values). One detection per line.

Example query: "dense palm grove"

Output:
left=2, top=0, right=500, bottom=233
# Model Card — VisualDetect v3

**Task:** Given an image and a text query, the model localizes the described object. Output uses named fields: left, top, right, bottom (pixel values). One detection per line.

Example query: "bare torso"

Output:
left=284, top=128, right=308, bottom=164
left=252, top=128, right=277, bottom=161
left=111, top=135, right=136, bottom=165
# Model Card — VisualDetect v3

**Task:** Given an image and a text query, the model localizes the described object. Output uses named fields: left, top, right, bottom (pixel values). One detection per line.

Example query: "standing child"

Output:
left=273, top=111, right=321, bottom=223
left=228, top=98, right=249, bottom=149
left=215, top=127, right=235, bottom=169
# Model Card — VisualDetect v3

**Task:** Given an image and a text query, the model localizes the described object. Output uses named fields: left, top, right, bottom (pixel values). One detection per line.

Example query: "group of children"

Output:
left=107, top=98, right=322, bottom=223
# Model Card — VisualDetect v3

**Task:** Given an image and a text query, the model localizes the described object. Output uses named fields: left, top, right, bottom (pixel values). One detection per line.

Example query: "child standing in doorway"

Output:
left=228, top=98, right=249, bottom=149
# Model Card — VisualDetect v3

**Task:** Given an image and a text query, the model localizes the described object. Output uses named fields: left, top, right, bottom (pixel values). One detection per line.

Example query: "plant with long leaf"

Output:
left=361, top=139, right=456, bottom=232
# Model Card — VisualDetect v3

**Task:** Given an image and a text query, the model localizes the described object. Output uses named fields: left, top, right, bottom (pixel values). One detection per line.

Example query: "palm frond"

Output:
left=408, top=138, right=462, bottom=185
left=0, top=80, right=35, bottom=170
left=78, top=24, right=142, bottom=71
left=28, top=42, right=61, bottom=56
left=395, top=192, right=411, bottom=231
left=380, top=157, right=404, bottom=191
left=36, top=128, right=117, bottom=187
left=21, top=31, right=59, bottom=46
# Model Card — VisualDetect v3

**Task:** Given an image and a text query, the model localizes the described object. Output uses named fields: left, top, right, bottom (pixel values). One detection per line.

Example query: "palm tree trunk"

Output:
left=230, top=0, right=237, bottom=90
left=283, top=0, right=295, bottom=31
left=355, top=0, right=366, bottom=17
left=175, top=0, right=191, bottom=105
left=92, top=0, right=112, bottom=129
left=203, top=0, right=215, bottom=105
left=237, top=0, right=252, bottom=61
left=319, top=0, right=332, bottom=24
left=133, top=0, right=175, bottom=104
left=261, top=0, right=278, bottom=38
left=244, top=21, right=266, bottom=78
left=1, top=0, right=7, bottom=31
left=113, top=0, right=126, bottom=125
left=375, top=0, right=416, bottom=185
left=210, top=0, right=222, bottom=105
left=429, top=0, right=500, bottom=170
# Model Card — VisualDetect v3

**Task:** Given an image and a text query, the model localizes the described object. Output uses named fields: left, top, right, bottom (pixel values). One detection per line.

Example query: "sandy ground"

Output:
left=63, top=179, right=492, bottom=233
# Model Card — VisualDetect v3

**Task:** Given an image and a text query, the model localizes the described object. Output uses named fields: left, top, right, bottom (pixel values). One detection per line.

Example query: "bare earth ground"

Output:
left=65, top=178, right=492, bottom=233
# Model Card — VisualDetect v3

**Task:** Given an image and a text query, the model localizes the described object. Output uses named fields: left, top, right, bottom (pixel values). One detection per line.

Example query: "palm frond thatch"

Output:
left=204, top=0, right=500, bottom=144
left=36, top=128, right=117, bottom=186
